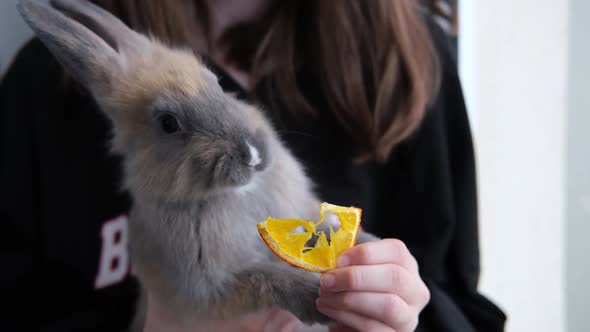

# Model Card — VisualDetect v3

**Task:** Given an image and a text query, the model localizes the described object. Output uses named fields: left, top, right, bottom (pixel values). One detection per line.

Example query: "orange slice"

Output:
left=257, top=202, right=362, bottom=272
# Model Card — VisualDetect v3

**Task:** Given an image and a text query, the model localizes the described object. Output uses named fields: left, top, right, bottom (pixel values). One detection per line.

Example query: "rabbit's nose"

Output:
left=246, top=142, right=262, bottom=167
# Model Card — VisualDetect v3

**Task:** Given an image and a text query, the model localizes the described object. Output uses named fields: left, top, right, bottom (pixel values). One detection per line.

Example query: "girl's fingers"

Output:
left=317, top=291, right=412, bottom=328
left=320, top=264, right=429, bottom=306
left=315, top=304, right=395, bottom=332
left=337, top=239, right=418, bottom=273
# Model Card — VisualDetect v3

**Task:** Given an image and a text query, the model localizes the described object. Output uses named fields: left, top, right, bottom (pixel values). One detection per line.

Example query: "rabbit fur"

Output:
left=17, top=0, right=379, bottom=329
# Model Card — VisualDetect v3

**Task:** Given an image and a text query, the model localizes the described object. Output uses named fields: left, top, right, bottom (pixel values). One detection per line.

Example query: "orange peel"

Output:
left=257, top=202, right=362, bottom=272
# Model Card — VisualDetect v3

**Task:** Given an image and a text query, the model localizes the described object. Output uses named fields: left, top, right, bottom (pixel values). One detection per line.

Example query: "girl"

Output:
left=0, top=0, right=506, bottom=331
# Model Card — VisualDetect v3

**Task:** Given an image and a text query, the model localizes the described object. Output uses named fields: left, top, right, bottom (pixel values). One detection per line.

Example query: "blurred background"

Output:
left=1, top=0, right=588, bottom=331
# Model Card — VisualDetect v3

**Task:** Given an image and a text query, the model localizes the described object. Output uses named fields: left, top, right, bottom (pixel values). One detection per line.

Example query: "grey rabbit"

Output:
left=17, top=0, right=379, bottom=329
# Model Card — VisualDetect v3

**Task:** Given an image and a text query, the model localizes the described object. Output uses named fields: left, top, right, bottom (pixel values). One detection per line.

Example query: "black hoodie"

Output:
left=0, top=16, right=506, bottom=332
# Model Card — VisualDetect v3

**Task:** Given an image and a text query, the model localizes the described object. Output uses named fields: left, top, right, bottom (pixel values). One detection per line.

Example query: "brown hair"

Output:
left=90, top=0, right=439, bottom=162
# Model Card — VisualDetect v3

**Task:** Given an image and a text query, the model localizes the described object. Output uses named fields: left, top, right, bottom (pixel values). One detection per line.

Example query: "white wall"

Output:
left=457, top=0, right=477, bottom=128
left=460, top=0, right=569, bottom=331
left=566, top=0, right=590, bottom=330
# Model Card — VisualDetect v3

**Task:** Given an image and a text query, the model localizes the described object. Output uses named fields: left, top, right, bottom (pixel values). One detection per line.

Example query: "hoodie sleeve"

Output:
left=0, top=39, right=48, bottom=331
left=0, top=39, right=138, bottom=332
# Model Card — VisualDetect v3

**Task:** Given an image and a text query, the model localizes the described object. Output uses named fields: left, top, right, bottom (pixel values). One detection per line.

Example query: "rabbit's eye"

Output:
left=158, top=114, right=180, bottom=134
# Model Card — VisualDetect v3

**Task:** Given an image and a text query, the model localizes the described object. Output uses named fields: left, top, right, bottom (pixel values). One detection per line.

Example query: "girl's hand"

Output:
left=316, top=239, right=430, bottom=332
left=142, top=288, right=301, bottom=332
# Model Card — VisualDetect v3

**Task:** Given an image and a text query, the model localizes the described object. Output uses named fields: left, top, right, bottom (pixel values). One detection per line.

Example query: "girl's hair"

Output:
left=90, top=0, right=439, bottom=162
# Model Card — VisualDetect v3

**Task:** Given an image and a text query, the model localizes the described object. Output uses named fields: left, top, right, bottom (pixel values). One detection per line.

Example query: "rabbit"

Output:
left=17, top=0, right=379, bottom=329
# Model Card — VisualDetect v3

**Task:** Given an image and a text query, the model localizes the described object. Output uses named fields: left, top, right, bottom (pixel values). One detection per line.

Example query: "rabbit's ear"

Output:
left=17, top=0, right=144, bottom=91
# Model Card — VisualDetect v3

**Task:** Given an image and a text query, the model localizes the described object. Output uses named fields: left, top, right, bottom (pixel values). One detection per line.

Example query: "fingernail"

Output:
left=321, top=274, right=335, bottom=288
left=337, top=255, right=350, bottom=267
left=315, top=297, right=329, bottom=309
left=316, top=302, right=337, bottom=316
